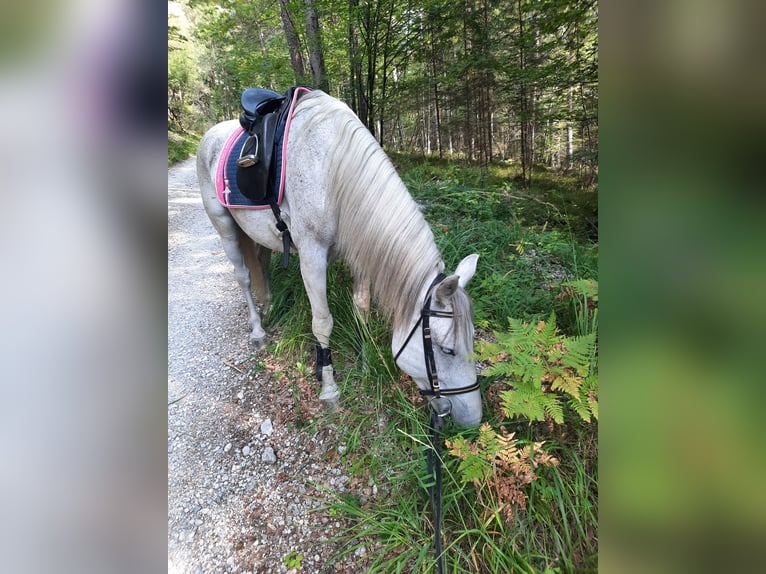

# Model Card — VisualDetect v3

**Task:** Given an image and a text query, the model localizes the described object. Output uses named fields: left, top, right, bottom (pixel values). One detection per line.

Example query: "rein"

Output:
left=394, top=273, right=479, bottom=573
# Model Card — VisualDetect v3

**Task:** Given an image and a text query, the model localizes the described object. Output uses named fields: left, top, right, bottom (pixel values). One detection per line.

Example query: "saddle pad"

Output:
left=215, top=86, right=311, bottom=209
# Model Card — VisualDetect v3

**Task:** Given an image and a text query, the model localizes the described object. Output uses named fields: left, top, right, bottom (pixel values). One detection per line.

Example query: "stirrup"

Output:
left=236, top=135, right=259, bottom=167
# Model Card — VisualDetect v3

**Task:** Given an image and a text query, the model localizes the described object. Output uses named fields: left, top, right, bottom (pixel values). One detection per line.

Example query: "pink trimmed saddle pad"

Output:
left=215, top=86, right=311, bottom=209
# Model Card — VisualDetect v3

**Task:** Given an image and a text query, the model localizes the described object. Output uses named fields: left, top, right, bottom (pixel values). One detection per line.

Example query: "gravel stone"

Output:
left=168, top=157, right=372, bottom=573
left=261, top=447, right=277, bottom=464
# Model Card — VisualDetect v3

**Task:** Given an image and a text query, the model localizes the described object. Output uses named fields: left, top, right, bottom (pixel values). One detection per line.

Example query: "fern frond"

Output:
left=551, top=372, right=581, bottom=397
left=542, top=394, right=564, bottom=424
left=589, top=395, right=599, bottom=420
left=561, top=332, right=596, bottom=372
left=568, top=394, right=592, bottom=422
left=457, top=454, right=492, bottom=483
left=481, top=310, right=597, bottom=425
left=501, top=382, right=548, bottom=422
left=583, top=373, right=598, bottom=420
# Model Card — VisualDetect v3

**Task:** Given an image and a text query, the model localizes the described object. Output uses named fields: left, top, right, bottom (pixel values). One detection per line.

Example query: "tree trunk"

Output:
left=363, top=0, right=382, bottom=138
left=579, top=79, right=596, bottom=185
left=278, top=0, right=307, bottom=83
left=567, top=85, right=574, bottom=169
left=517, top=0, right=531, bottom=187
left=428, top=15, right=443, bottom=158
left=378, top=0, right=396, bottom=147
left=463, top=0, right=474, bottom=160
left=348, top=0, right=364, bottom=119
left=304, top=0, right=329, bottom=91
left=425, top=89, right=432, bottom=155
left=480, top=0, right=493, bottom=164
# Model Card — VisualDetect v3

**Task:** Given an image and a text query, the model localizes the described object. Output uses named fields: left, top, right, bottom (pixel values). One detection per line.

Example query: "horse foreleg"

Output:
left=299, top=255, right=339, bottom=407
left=351, top=274, right=371, bottom=366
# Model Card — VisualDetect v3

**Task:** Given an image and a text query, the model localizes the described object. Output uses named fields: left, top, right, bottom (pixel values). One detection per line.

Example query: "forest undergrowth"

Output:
left=257, top=157, right=597, bottom=573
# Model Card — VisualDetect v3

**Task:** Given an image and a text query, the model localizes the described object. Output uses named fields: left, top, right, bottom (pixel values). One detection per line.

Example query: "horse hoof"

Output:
left=320, top=397, right=340, bottom=412
left=250, top=335, right=266, bottom=350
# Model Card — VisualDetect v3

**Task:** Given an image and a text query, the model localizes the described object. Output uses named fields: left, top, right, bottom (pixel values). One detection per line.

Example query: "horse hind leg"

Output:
left=212, top=215, right=267, bottom=347
left=238, top=228, right=271, bottom=311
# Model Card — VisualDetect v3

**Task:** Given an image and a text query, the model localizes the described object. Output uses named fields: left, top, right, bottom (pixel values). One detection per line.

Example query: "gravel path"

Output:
left=168, top=157, right=364, bottom=574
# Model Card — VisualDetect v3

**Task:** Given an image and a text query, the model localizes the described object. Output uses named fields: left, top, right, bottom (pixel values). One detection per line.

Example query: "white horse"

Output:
left=196, top=90, right=481, bottom=426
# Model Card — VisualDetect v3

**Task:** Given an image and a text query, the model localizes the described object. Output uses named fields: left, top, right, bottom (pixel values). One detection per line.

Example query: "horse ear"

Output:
left=435, top=275, right=460, bottom=304
left=435, top=254, right=479, bottom=303
left=455, top=254, right=479, bottom=288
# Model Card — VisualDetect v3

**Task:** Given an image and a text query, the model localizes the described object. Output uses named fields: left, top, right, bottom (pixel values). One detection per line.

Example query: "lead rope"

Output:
left=394, top=273, right=479, bottom=573
left=428, top=409, right=445, bottom=574
left=421, top=283, right=445, bottom=574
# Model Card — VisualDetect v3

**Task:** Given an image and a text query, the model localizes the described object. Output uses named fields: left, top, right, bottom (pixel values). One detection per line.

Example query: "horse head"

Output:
left=393, top=254, right=482, bottom=427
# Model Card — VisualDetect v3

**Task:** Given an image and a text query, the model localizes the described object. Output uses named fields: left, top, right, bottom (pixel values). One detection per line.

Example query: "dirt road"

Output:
left=168, top=157, right=360, bottom=574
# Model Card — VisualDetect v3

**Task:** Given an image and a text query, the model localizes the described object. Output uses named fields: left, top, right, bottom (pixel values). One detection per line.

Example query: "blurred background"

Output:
left=0, top=0, right=763, bottom=572
left=0, top=0, right=166, bottom=572
left=600, top=0, right=766, bottom=572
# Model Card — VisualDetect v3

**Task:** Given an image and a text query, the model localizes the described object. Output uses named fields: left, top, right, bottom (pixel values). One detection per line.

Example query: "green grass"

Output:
left=399, top=155, right=598, bottom=336
left=168, top=130, right=199, bottom=165
left=259, top=155, right=597, bottom=572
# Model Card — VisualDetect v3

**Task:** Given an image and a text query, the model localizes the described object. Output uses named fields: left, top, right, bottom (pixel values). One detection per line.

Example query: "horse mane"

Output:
left=293, top=91, right=473, bottom=343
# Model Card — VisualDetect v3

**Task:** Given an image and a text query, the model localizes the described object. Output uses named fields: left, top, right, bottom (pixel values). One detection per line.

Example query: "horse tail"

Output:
left=236, top=225, right=271, bottom=308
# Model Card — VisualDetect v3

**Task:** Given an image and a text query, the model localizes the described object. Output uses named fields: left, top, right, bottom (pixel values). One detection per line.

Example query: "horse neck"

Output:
left=299, top=92, right=444, bottom=327
left=332, top=171, right=444, bottom=330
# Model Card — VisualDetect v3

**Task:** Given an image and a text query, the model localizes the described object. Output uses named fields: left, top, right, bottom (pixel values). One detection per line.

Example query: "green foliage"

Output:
left=558, top=279, right=598, bottom=337
left=190, top=0, right=299, bottom=122
left=283, top=551, right=303, bottom=569
left=447, top=433, right=493, bottom=484
left=399, top=157, right=597, bottom=334
left=169, top=2, right=204, bottom=133
left=479, top=313, right=598, bottom=424
left=179, top=0, right=597, bottom=182
left=168, top=131, right=199, bottom=165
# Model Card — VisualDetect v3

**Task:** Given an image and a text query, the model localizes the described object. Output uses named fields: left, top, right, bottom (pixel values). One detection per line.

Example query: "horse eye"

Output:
left=440, top=346, right=455, bottom=356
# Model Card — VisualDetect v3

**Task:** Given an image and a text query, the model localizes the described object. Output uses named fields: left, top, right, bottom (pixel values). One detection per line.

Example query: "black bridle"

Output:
left=394, top=273, right=480, bottom=574
left=394, top=273, right=480, bottom=402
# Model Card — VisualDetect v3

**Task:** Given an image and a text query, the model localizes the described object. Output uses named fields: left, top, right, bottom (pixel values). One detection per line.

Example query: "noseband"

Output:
left=394, top=273, right=480, bottom=416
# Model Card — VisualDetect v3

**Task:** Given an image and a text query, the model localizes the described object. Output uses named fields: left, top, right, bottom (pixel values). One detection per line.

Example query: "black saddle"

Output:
left=241, top=88, right=284, bottom=118
left=235, top=87, right=296, bottom=202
